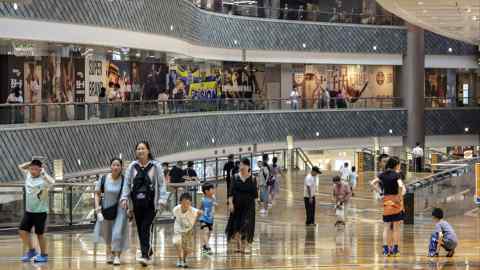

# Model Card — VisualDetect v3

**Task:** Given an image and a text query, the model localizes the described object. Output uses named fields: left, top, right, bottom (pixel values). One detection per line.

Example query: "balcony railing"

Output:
left=194, top=2, right=404, bottom=26
left=2, top=96, right=479, bottom=125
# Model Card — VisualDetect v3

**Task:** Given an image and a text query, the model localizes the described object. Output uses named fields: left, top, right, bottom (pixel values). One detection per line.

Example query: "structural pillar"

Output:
left=402, top=23, right=425, bottom=150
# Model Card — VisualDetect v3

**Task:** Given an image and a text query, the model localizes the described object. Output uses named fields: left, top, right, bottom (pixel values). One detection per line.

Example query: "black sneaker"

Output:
left=446, top=249, right=455, bottom=257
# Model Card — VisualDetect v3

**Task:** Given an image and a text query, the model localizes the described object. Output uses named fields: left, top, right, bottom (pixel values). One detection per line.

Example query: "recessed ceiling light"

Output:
left=170, top=25, right=174, bottom=31
left=373, top=45, right=377, bottom=51
left=234, top=40, right=238, bottom=45
left=448, top=47, right=453, bottom=53
left=465, top=127, right=469, bottom=132
left=389, top=129, right=393, bottom=134
left=13, top=3, right=18, bottom=10
left=316, top=132, right=320, bottom=137
left=302, top=43, right=306, bottom=48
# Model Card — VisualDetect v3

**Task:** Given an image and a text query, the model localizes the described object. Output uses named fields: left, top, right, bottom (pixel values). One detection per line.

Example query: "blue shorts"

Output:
left=259, top=186, right=268, bottom=202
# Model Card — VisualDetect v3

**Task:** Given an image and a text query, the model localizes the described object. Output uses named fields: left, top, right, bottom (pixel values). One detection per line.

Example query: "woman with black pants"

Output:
left=121, top=141, right=167, bottom=266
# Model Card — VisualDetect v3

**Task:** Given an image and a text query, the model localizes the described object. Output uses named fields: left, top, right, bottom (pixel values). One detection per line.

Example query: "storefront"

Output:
left=425, top=68, right=479, bottom=107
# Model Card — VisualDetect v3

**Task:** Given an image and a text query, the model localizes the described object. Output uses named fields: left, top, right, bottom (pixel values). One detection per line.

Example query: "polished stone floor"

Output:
left=0, top=171, right=479, bottom=269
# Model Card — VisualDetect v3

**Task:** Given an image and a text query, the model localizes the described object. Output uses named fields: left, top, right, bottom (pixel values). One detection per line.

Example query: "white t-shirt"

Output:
left=413, top=146, right=424, bottom=158
left=173, top=205, right=199, bottom=234
left=339, top=166, right=350, bottom=181
left=304, top=174, right=317, bottom=198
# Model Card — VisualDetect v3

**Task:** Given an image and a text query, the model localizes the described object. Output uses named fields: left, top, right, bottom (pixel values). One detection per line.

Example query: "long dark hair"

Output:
left=385, top=156, right=400, bottom=170
left=135, top=141, right=154, bottom=160
left=110, top=157, right=123, bottom=168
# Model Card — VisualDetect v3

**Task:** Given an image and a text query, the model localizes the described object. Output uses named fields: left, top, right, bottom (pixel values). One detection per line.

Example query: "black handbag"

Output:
left=100, top=175, right=124, bottom=220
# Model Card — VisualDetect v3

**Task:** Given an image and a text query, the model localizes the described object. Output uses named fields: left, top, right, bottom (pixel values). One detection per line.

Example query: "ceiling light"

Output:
left=422, top=9, right=427, bottom=13
left=211, top=138, right=215, bottom=143
left=234, top=40, right=238, bottom=45
left=448, top=47, right=453, bottom=53
left=417, top=1, right=423, bottom=5
left=316, top=132, right=320, bottom=137
left=135, top=52, right=141, bottom=58
left=473, top=16, right=478, bottom=21
left=302, top=43, right=306, bottom=48
left=13, top=3, right=18, bottom=10
left=465, top=127, right=469, bottom=132
left=170, top=25, right=174, bottom=31
left=389, top=129, right=393, bottom=134
left=466, top=8, right=471, bottom=13
left=373, top=45, right=377, bottom=51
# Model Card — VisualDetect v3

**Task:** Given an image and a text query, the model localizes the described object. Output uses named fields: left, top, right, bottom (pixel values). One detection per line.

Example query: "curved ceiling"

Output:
left=376, top=0, right=480, bottom=45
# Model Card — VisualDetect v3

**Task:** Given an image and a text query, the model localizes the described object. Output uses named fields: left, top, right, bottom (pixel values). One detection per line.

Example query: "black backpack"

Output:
left=131, top=163, right=155, bottom=208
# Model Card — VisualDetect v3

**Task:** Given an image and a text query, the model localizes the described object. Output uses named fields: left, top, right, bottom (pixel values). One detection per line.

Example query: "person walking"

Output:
left=94, top=158, right=129, bottom=265
left=290, top=87, right=300, bottom=110
left=269, top=157, right=282, bottom=204
left=223, top=154, right=235, bottom=200
left=257, top=160, right=270, bottom=215
left=120, top=141, right=168, bottom=266
left=225, top=158, right=257, bottom=254
left=18, top=159, right=54, bottom=263
left=304, top=166, right=321, bottom=226
left=412, top=142, right=424, bottom=172
left=370, top=157, right=405, bottom=257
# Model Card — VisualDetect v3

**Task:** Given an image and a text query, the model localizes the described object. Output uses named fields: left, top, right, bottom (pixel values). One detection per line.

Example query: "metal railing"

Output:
left=194, top=2, right=404, bottom=26
left=0, top=97, right=402, bottom=125
left=403, top=157, right=480, bottom=224
left=0, top=147, right=307, bottom=230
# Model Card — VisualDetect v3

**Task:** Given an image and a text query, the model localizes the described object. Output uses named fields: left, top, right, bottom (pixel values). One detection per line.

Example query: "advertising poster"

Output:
left=141, top=62, right=167, bottom=100
left=7, top=56, right=24, bottom=97
left=74, top=58, right=86, bottom=101
left=295, top=64, right=394, bottom=109
left=222, top=63, right=261, bottom=98
left=166, top=63, right=221, bottom=100
left=85, top=56, right=108, bottom=103
left=24, top=61, right=42, bottom=122
left=43, top=54, right=61, bottom=103
left=108, top=61, right=132, bottom=101
left=131, top=62, right=142, bottom=101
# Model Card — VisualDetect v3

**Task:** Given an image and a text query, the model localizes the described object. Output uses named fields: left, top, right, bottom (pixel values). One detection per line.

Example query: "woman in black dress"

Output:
left=225, top=158, right=257, bottom=254
left=370, top=157, right=405, bottom=257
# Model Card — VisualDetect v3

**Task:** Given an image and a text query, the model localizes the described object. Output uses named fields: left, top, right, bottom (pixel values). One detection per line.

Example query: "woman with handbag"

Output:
left=94, top=158, right=129, bottom=265
left=370, top=156, right=405, bottom=257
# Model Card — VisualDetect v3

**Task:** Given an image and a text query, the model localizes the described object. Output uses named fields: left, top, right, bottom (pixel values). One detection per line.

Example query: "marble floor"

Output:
left=0, top=171, right=479, bottom=270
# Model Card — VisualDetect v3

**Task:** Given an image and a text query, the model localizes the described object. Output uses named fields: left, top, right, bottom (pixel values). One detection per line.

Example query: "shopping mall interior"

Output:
left=0, top=0, right=479, bottom=269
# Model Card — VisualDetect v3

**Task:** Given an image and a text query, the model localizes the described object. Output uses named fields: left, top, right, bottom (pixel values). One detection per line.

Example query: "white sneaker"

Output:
left=113, top=256, right=121, bottom=265
left=137, top=257, right=151, bottom=266
left=106, top=255, right=114, bottom=264
left=176, top=259, right=184, bottom=268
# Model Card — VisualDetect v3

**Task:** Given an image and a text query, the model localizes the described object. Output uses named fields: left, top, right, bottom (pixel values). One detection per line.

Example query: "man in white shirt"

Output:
left=412, top=142, right=424, bottom=172
left=304, top=166, right=321, bottom=226
left=339, top=162, right=350, bottom=182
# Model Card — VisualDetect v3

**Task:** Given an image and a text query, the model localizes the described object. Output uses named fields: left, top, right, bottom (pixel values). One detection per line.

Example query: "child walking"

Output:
left=199, top=183, right=216, bottom=255
left=428, top=208, right=458, bottom=257
left=173, top=192, right=203, bottom=268
left=18, top=159, right=55, bottom=263
left=332, top=176, right=352, bottom=226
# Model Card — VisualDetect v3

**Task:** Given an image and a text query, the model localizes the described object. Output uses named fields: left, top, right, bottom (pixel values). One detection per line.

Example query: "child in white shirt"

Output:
left=172, top=192, right=202, bottom=268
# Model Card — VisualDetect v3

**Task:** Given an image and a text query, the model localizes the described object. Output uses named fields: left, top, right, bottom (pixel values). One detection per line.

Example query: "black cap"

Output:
left=311, top=166, right=321, bottom=174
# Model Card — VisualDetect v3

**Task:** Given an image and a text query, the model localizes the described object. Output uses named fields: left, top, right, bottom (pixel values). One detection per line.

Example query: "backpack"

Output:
left=131, top=163, right=155, bottom=208
left=263, top=165, right=275, bottom=186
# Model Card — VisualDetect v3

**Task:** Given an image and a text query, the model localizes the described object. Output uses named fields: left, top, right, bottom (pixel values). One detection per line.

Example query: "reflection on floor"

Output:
left=0, top=171, right=479, bottom=270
